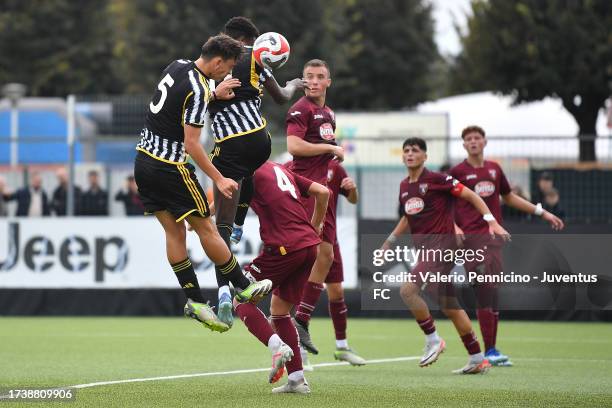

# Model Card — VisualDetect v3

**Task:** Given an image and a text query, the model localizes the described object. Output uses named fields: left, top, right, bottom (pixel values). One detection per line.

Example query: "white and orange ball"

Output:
left=253, top=32, right=290, bottom=70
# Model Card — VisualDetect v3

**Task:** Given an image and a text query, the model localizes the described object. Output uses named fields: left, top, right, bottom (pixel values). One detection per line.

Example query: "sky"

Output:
left=429, top=0, right=473, bottom=56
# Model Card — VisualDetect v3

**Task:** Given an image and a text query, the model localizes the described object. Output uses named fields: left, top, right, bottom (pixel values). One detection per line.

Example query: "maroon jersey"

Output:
left=326, top=159, right=350, bottom=234
left=450, top=160, right=511, bottom=234
left=399, top=168, right=463, bottom=238
left=286, top=96, right=337, bottom=184
left=251, top=161, right=321, bottom=253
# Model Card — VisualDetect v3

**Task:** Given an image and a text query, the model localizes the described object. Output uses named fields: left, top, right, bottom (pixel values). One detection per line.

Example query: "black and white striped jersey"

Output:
left=208, top=46, right=272, bottom=142
left=137, top=59, right=211, bottom=163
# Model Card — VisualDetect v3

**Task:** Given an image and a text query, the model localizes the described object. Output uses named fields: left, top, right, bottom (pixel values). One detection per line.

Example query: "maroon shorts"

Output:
left=246, top=244, right=318, bottom=305
left=410, top=259, right=456, bottom=297
left=325, top=241, right=343, bottom=283
left=462, top=236, right=503, bottom=280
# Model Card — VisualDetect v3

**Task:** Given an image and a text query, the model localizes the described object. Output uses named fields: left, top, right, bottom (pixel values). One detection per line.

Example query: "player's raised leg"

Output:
left=327, top=282, right=365, bottom=366
left=399, top=281, right=446, bottom=367
left=154, top=211, right=228, bottom=332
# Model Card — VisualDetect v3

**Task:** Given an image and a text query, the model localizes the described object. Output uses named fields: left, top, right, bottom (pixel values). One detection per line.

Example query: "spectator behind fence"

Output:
left=115, top=175, right=145, bottom=216
left=80, top=170, right=108, bottom=216
left=0, top=175, right=8, bottom=216
left=543, top=188, right=565, bottom=220
left=4, top=171, right=50, bottom=216
left=51, top=168, right=82, bottom=216
left=536, top=171, right=554, bottom=203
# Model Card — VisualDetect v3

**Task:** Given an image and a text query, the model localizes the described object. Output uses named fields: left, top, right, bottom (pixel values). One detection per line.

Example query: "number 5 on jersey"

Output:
left=150, top=74, right=174, bottom=114
left=273, top=166, right=297, bottom=199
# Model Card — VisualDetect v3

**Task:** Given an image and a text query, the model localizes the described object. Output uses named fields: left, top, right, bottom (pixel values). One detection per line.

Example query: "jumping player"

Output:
left=234, top=161, right=329, bottom=394
left=208, top=17, right=306, bottom=326
left=449, top=125, right=564, bottom=366
left=134, top=35, right=271, bottom=333
left=383, top=137, right=510, bottom=374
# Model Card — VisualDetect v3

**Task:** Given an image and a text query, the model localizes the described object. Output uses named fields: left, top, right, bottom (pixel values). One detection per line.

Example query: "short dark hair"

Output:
left=223, top=16, right=259, bottom=42
left=201, top=34, right=242, bottom=61
left=303, top=59, right=330, bottom=77
left=461, top=125, right=486, bottom=139
left=539, top=171, right=553, bottom=181
left=402, top=137, right=427, bottom=152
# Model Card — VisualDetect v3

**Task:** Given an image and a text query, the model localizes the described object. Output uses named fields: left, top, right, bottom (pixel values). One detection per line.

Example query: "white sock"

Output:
left=469, top=352, right=484, bottom=364
left=288, top=370, right=304, bottom=382
left=336, top=339, right=349, bottom=349
left=426, top=331, right=440, bottom=344
left=218, top=286, right=231, bottom=300
left=267, top=334, right=282, bottom=354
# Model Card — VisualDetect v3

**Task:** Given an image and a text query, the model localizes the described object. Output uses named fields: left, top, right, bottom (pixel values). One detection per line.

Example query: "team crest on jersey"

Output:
left=419, top=183, right=428, bottom=195
left=319, top=123, right=335, bottom=140
left=475, top=181, right=495, bottom=197
left=489, top=169, right=497, bottom=179
left=327, top=168, right=334, bottom=182
left=405, top=197, right=425, bottom=215
left=314, top=114, right=324, bottom=119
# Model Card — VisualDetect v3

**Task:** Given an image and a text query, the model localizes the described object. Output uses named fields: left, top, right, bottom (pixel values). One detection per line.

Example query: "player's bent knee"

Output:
left=327, top=283, right=344, bottom=301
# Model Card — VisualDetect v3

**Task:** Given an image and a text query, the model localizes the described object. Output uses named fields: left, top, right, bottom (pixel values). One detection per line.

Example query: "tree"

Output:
left=0, top=0, right=119, bottom=96
left=451, top=0, right=612, bottom=161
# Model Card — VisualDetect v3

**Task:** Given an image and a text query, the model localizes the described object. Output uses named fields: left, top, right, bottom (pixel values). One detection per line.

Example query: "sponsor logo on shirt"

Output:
left=466, top=174, right=477, bottom=180
left=319, top=123, right=335, bottom=140
left=419, top=183, right=428, bottom=195
left=475, top=180, right=496, bottom=197
left=405, top=197, right=425, bottom=215
left=314, top=114, right=324, bottom=119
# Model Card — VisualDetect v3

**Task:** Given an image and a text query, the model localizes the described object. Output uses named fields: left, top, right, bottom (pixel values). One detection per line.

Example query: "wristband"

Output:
left=483, top=213, right=495, bottom=222
left=386, top=233, right=398, bottom=243
left=534, top=203, right=544, bottom=216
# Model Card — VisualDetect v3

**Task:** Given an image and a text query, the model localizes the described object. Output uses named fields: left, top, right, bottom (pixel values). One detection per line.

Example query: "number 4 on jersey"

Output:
left=273, top=166, right=297, bottom=199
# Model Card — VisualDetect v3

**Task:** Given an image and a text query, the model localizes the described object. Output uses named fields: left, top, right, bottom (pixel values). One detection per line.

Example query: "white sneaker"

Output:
left=269, top=343, right=293, bottom=383
left=301, top=347, right=314, bottom=372
left=452, top=358, right=492, bottom=374
left=272, top=378, right=311, bottom=394
left=419, top=338, right=446, bottom=367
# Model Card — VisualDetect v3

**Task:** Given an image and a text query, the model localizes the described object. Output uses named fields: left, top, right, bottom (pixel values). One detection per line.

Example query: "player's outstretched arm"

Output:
left=264, top=76, right=308, bottom=104
left=287, top=136, right=344, bottom=160
left=382, top=216, right=410, bottom=250
left=458, top=187, right=511, bottom=241
left=184, top=124, right=238, bottom=199
left=502, top=192, right=564, bottom=230
left=307, top=182, right=330, bottom=235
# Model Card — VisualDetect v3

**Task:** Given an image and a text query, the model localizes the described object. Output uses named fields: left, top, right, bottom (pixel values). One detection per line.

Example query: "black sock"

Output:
left=218, top=254, right=250, bottom=289
left=234, top=176, right=254, bottom=226
left=215, top=224, right=232, bottom=288
left=172, top=258, right=204, bottom=303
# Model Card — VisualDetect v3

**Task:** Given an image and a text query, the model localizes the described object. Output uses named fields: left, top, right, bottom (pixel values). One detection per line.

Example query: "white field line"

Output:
left=0, top=356, right=420, bottom=398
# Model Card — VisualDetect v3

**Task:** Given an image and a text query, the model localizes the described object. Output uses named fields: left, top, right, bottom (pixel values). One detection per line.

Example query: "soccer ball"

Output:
left=253, top=32, right=290, bottom=70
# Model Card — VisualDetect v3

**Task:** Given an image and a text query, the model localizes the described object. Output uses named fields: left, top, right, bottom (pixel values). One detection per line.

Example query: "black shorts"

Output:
left=210, top=128, right=271, bottom=180
left=134, top=151, right=210, bottom=221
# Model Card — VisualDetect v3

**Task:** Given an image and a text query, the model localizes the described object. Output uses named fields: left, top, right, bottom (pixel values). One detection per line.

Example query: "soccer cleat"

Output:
left=235, top=279, right=273, bottom=303
left=269, top=343, right=294, bottom=384
left=293, top=318, right=319, bottom=355
left=485, top=347, right=512, bottom=366
left=452, top=358, right=492, bottom=374
left=419, top=338, right=446, bottom=367
left=272, top=378, right=311, bottom=394
left=183, top=299, right=229, bottom=333
left=217, top=293, right=234, bottom=328
left=334, top=348, right=366, bottom=366
left=230, top=225, right=243, bottom=244
left=301, top=347, right=314, bottom=372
